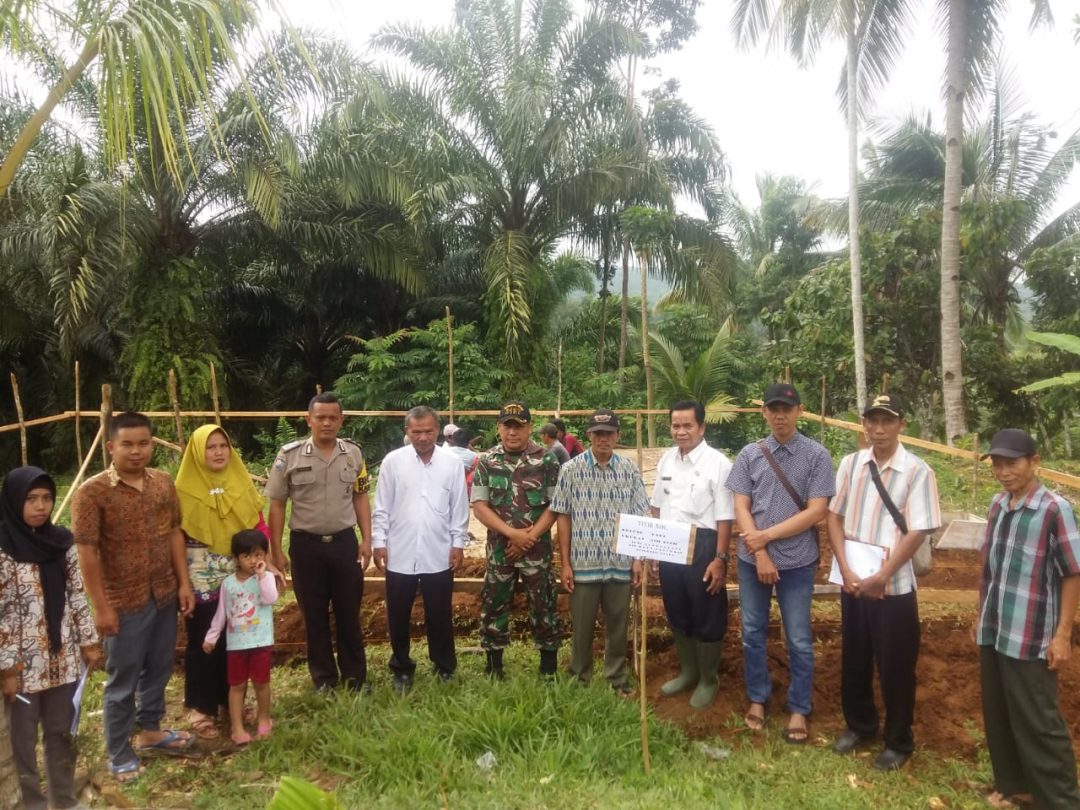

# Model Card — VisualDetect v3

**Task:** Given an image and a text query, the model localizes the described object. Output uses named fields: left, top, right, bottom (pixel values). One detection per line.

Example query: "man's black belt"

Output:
left=292, top=527, right=355, bottom=544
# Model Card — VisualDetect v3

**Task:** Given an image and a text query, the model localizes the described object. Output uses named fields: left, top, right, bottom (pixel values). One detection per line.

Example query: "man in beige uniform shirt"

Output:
left=266, top=393, right=373, bottom=692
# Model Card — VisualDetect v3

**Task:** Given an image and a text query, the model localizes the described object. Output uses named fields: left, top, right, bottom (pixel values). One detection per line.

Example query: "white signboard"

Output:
left=615, top=513, right=696, bottom=565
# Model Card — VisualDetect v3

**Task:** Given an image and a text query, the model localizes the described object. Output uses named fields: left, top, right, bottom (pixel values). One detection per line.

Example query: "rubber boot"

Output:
left=660, top=633, right=699, bottom=696
left=689, top=641, right=722, bottom=710
left=539, top=649, right=558, bottom=677
left=485, top=649, right=505, bottom=680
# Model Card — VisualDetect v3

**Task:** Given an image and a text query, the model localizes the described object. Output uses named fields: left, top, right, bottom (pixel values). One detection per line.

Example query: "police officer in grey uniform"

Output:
left=266, top=392, right=373, bottom=691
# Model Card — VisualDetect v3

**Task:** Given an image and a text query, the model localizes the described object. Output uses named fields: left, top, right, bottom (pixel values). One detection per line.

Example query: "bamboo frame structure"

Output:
left=3, top=381, right=1080, bottom=492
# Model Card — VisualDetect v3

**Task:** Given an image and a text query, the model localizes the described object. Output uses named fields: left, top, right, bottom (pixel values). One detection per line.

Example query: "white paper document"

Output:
left=70, top=666, right=89, bottom=735
left=828, top=539, right=888, bottom=586
left=615, top=513, right=696, bottom=565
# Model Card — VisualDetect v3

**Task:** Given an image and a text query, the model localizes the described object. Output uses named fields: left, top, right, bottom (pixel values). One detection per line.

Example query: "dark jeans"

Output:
left=184, top=598, right=228, bottom=715
left=290, top=529, right=366, bottom=688
left=840, top=590, right=919, bottom=753
left=102, top=599, right=178, bottom=767
left=7, top=681, right=79, bottom=810
left=385, top=568, right=457, bottom=677
left=980, top=646, right=1080, bottom=808
left=659, top=528, right=727, bottom=642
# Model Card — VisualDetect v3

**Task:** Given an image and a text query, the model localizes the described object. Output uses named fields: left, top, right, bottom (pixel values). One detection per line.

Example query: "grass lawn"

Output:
left=75, top=643, right=997, bottom=809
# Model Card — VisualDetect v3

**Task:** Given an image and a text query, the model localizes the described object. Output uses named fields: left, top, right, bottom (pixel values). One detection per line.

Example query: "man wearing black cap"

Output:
left=471, top=402, right=562, bottom=678
left=651, top=399, right=735, bottom=710
left=726, top=383, right=835, bottom=742
left=827, top=393, right=941, bottom=771
left=547, top=409, right=650, bottom=694
left=976, top=429, right=1080, bottom=809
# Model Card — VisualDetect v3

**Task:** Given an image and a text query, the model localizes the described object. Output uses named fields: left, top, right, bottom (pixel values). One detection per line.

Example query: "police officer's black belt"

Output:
left=292, top=527, right=355, bottom=544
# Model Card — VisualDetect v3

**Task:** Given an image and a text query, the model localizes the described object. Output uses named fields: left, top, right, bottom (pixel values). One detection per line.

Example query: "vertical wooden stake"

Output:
left=74, top=361, right=83, bottom=464
left=820, top=375, right=827, bottom=442
left=635, top=411, right=643, bottom=468
left=10, top=373, right=27, bottom=466
left=99, top=384, right=112, bottom=469
left=168, top=369, right=185, bottom=450
left=639, top=570, right=651, bottom=774
left=446, top=307, right=455, bottom=425
left=54, top=426, right=103, bottom=523
left=881, top=373, right=890, bottom=394
left=556, top=339, right=563, bottom=417
left=315, top=384, right=323, bottom=396
left=972, top=433, right=980, bottom=511
left=210, top=362, right=221, bottom=426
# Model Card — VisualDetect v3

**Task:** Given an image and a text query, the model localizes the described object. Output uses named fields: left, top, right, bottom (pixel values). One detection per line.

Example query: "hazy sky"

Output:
left=281, top=0, right=1080, bottom=209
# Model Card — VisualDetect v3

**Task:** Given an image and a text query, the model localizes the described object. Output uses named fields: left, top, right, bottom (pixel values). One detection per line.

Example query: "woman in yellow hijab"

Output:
left=176, top=424, right=267, bottom=738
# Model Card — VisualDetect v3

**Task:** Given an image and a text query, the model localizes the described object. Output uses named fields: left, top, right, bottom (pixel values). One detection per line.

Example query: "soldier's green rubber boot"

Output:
left=660, top=634, right=699, bottom=696
left=689, top=641, right=723, bottom=710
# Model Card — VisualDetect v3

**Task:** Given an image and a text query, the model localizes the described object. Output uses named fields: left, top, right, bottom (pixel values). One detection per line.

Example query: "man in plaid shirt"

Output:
left=978, top=428, right=1080, bottom=810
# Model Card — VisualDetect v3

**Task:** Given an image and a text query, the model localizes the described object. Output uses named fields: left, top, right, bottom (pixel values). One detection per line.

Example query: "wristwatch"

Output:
left=715, top=552, right=730, bottom=563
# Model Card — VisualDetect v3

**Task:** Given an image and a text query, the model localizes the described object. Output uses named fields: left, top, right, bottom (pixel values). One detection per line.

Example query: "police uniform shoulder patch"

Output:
left=281, top=440, right=302, bottom=452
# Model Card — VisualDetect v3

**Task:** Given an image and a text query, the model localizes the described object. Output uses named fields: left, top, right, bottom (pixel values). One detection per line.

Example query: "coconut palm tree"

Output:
left=732, top=0, right=917, bottom=413
left=375, top=0, right=635, bottom=367
left=936, top=0, right=1052, bottom=443
left=858, top=74, right=1080, bottom=334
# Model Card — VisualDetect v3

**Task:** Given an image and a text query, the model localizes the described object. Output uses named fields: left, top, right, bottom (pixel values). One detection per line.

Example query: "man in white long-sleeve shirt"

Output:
left=373, top=406, right=470, bottom=692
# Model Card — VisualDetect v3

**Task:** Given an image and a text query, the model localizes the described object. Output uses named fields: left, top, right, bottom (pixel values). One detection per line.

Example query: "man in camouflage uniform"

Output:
left=472, top=401, right=562, bottom=678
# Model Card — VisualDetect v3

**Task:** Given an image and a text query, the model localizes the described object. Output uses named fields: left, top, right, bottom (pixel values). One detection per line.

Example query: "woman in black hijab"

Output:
left=0, top=467, right=99, bottom=809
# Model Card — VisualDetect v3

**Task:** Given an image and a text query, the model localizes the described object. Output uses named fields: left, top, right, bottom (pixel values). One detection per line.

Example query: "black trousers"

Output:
left=980, top=646, right=1080, bottom=808
left=386, top=568, right=457, bottom=677
left=290, top=529, right=366, bottom=687
left=184, top=599, right=229, bottom=715
left=659, top=528, right=727, bottom=643
left=840, top=590, right=920, bottom=753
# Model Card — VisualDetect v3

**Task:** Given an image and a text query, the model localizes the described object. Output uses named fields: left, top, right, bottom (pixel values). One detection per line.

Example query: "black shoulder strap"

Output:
left=867, top=459, right=909, bottom=535
left=757, top=440, right=807, bottom=512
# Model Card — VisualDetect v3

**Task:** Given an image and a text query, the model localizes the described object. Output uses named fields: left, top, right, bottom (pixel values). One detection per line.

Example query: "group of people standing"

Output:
left=1, top=387, right=1078, bottom=809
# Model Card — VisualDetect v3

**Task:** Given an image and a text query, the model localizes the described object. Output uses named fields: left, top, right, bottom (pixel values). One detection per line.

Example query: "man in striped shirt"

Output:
left=977, top=428, right=1080, bottom=810
left=827, top=394, right=941, bottom=771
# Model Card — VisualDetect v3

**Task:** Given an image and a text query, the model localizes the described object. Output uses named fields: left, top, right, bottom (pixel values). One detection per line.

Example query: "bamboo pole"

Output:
left=54, top=425, right=103, bottom=523
left=972, top=433, right=980, bottom=511
left=210, top=362, right=221, bottom=426
left=99, top=385, right=111, bottom=469
left=881, top=373, right=890, bottom=394
left=635, top=411, right=643, bottom=469
left=74, top=362, right=82, bottom=464
left=556, top=339, right=563, bottom=417
left=168, top=369, right=185, bottom=449
left=639, top=571, right=651, bottom=774
left=446, top=307, right=455, bottom=425
left=10, top=373, right=27, bottom=465
left=820, top=375, right=827, bottom=442
left=784, top=365, right=791, bottom=384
